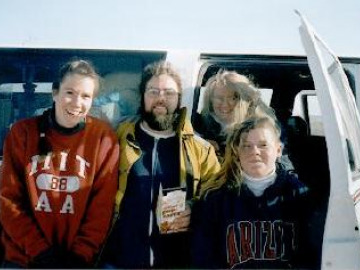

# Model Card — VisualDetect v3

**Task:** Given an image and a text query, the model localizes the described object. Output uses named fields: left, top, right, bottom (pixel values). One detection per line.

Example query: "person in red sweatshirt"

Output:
left=0, top=60, right=119, bottom=268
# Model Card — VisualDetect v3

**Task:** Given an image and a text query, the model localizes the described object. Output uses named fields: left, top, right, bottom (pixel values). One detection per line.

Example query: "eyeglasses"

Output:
left=145, top=88, right=179, bottom=99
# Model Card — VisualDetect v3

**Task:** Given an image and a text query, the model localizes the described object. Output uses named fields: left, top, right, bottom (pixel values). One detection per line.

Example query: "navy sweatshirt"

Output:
left=191, top=165, right=309, bottom=269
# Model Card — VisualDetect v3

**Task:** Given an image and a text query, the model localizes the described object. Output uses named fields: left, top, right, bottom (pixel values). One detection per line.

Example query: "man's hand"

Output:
left=167, top=204, right=191, bottom=233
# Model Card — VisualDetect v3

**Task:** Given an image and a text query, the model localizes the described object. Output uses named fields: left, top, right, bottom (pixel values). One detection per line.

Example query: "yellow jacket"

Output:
left=114, top=108, right=221, bottom=216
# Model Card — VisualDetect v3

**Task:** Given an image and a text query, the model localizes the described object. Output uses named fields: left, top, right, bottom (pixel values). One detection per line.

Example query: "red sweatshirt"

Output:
left=0, top=115, right=119, bottom=267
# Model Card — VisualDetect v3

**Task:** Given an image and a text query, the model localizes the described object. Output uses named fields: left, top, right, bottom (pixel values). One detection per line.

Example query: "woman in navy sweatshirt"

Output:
left=192, top=116, right=310, bottom=269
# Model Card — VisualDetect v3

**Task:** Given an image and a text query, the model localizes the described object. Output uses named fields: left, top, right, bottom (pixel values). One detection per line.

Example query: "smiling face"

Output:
left=143, top=74, right=180, bottom=131
left=238, top=125, right=282, bottom=178
left=211, top=87, right=238, bottom=124
left=53, top=74, right=95, bottom=128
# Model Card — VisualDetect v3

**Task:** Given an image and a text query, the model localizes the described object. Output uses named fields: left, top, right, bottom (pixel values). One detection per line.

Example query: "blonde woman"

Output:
left=194, top=70, right=276, bottom=160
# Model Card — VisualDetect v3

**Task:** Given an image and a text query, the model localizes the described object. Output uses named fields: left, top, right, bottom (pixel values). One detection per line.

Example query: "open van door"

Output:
left=298, top=11, right=360, bottom=269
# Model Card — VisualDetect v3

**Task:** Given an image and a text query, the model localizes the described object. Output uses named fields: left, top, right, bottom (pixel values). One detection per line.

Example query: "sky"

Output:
left=0, top=0, right=359, bottom=57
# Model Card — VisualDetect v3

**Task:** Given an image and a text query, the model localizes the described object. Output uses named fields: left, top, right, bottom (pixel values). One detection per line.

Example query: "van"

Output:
left=0, top=15, right=359, bottom=269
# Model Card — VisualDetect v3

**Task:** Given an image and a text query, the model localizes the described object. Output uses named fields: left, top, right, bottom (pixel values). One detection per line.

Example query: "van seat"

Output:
left=286, top=116, right=330, bottom=269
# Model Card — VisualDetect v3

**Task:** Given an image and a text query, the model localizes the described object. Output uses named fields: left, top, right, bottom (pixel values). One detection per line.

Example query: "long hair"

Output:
left=54, top=59, right=100, bottom=96
left=204, top=116, right=281, bottom=195
left=201, top=70, right=261, bottom=131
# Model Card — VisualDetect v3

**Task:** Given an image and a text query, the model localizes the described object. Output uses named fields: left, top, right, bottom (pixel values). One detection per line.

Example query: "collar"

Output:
left=140, top=121, right=176, bottom=139
left=242, top=169, right=277, bottom=197
left=49, top=106, right=85, bottom=135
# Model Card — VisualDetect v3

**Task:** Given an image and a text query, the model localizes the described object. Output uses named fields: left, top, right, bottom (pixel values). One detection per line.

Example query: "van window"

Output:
left=292, top=91, right=324, bottom=136
left=0, top=48, right=165, bottom=161
left=90, top=72, right=142, bottom=128
left=307, top=95, right=324, bottom=136
left=192, top=56, right=315, bottom=127
left=0, top=83, right=54, bottom=161
left=259, top=88, right=273, bottom=106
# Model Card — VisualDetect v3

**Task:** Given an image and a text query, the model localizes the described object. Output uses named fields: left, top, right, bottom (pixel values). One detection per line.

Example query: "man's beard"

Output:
left=143, top=110, right=178, bottom=131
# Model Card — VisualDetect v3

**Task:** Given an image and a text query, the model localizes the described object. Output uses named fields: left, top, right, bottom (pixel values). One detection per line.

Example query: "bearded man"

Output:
left=99, top=61, right=220, bottom=269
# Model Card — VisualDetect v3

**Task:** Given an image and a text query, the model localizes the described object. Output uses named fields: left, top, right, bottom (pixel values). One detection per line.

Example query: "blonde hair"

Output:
left=201, top=70, right=276, bottom=133
left=203, top=116, right=281, bottom=196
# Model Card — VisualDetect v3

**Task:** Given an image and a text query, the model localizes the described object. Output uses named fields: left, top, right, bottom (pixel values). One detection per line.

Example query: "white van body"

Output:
left=298, top=14, right=360, bottom=269
left=0, top=15, right=360, bottom=269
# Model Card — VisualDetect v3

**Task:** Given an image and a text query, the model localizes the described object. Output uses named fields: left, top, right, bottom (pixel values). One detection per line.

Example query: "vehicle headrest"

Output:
left=286, top=116, right=309, bottom=137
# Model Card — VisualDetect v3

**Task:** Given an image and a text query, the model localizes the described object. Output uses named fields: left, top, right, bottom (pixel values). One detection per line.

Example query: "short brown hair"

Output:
left=55, top=59, right=100, bottom=96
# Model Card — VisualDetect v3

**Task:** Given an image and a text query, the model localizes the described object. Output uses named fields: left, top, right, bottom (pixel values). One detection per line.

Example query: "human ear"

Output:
left=52, top=88, right=59, bottom=102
